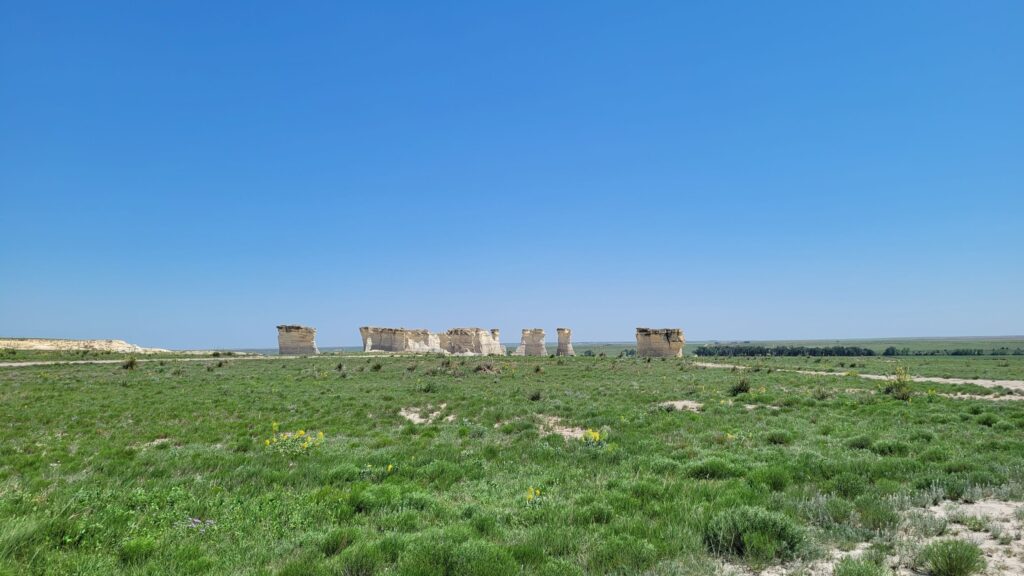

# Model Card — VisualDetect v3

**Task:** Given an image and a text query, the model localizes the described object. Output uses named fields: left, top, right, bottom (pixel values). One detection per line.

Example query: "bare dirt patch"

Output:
left=659, top=400, right=703, bottom=412
left=538, top=415, right=585, bottom=440
left=399, top=403, right=447, bottom=425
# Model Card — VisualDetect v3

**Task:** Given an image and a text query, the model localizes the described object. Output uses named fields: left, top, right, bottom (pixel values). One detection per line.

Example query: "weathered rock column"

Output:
left=556, top=328, right=575, bottom=356
left=277, top=325, right=319, bottom=355
left=635, top=328, right=684, bottom=358
left=514, top=329, right=547, bottom=356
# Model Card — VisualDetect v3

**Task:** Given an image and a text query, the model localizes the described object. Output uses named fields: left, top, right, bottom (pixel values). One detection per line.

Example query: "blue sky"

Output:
left=2, top=1, right=1022, bottom=349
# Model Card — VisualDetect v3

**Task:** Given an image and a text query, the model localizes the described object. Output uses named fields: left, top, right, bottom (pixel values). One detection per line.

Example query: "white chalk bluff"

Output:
left=513, top=329, right=547, bottom=356
left=635, top=328, right=684, bottom=358
left=277, top=325, right=319, bottom=355
left=359, top=327, right=505, bottom=356
left=440, top=328, right=506, bottom=356
left=359, top=327, right=444, bottom=353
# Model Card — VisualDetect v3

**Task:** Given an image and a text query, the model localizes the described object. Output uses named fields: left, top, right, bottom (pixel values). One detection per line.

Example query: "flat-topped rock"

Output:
left=636, top=328, right=684, bottom=358
left=277, top=325, right=319, bottom=355
left=513, top=329, right=547, bottom=356
left=441, top=328, right=506, bottom=356
left=359, top=327, right=444, bottom=353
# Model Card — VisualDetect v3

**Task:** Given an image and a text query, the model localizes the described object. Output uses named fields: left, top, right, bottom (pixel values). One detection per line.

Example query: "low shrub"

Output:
left=703, top=506, right=804, bottom=565
left=338, top=541, right=384, bottom=576
left=765, top=430, right=794, bottom=445
left=685, top=458, right=744, bottom=480
left=118, top=536, right=157, bottom=564
left=846, top=435, right=874, bottom=450
left=730, top=379, right=751, bottom=396
left=829, top=473, right=867, bottom=499
left=855, top=495, right=899, bottom=532
left=917, top=539, right=986, bottom=576
left=871, top=440, right=910, bottom=457
left=749, top=466, right=792, bottom=492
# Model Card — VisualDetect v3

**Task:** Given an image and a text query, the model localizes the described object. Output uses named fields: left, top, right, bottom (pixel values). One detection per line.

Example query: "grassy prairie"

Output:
left=702, top=355, right=1024, bottom=382
left=693, top=337, right=1024, bottom=355
left=0, top=355, right=1022, bottom=575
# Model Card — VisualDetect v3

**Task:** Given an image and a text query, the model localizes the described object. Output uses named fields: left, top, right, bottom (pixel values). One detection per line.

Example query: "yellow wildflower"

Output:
left=272, top=421, right=279, bottom=432
left=297, top=430, right=305, bottom=437
left=264, top=439, right=270, bottom=446
left=387, top=464, right=394, bottom=474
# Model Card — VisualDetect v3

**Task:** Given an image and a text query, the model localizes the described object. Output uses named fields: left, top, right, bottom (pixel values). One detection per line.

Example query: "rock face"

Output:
left=441, top=328, right=506, bottom=356
left=358, top=327, right=505, bottom=356
left=277, top=325, right=319, bottom=355
left=359, top=327, right=444, bottom=353
left=635, top=328, right=684, bottom=358
left=556, top=328, right=576, bottom=357
left=513, top=329, right=547, bottom=356
left=0, top=338, right=168, bottom=354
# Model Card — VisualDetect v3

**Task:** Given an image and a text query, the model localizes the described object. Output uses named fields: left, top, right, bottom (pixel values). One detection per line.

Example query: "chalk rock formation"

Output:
left=0, top=338, right=168, bottom=354
left=359, top=327, right=444, bottom=353
left=556, top=328, right=575, bottom=356
left=512, top=329, right=545, bottom=356
left=513, top=329, right=547, bottom=356
left=277, top=325, right=319, bottom=355
left=635, top=328, right=684, bottom=358
left=442, top=328, right=506, bottom=356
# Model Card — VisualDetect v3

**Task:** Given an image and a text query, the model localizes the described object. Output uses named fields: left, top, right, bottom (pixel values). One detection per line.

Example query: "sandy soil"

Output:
left=659, top=400, right=704, bottom=412
left=398, top=404, right=448, bottom=425
left=538, top=415, right=586, bottom=439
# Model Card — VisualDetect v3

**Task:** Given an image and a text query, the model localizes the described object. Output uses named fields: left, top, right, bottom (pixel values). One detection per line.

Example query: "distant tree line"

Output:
left=693, top=345, right=876, bottom=357
left=882, top=346, right=1024, bottom=356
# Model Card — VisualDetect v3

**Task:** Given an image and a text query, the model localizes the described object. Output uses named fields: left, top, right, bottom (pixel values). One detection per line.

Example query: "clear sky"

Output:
left=2, top=1, right=1022, bottom=349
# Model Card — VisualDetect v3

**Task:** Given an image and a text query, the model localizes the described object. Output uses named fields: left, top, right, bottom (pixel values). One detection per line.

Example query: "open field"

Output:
left=1, top=353, right=1023, bottom=575
left=701, top=356, right=1024, bottom=384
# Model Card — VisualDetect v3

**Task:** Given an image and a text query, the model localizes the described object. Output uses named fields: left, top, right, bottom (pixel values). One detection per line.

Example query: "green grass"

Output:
left=0, top=354, right=1022, bottom=574
left=701, top=354, right=1024, bottom=382
left=917, top=539, right=986, bottom=576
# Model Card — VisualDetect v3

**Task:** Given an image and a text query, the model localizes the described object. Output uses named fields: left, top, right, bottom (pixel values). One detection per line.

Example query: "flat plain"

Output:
left=1, top=347, right=1022, bottom=575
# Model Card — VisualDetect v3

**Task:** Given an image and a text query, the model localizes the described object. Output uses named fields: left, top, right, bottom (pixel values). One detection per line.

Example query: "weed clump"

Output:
left=474, top=362, right=499, bottom=374
left=917, top=539, right=985, bottom=576
left=748, top=466, right=792, bottom=492
left=883, top=365, right=912, bottom=400
left=686, top=458, right=743, bottom=480
left=847, top=435, right=874, bottom=450
left=703, top=506, right=804, bottom=565
left=121, top=357, right=138, bottom=370
left=118, top=536, right=156, bottom=564
left=730, top=378, right=751, bottom=396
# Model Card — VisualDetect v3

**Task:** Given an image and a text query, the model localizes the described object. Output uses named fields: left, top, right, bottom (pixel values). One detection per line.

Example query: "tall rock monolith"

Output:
left=277, top=325, right=319, bottom=355
left=556, top=328, right=575, bottom=356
